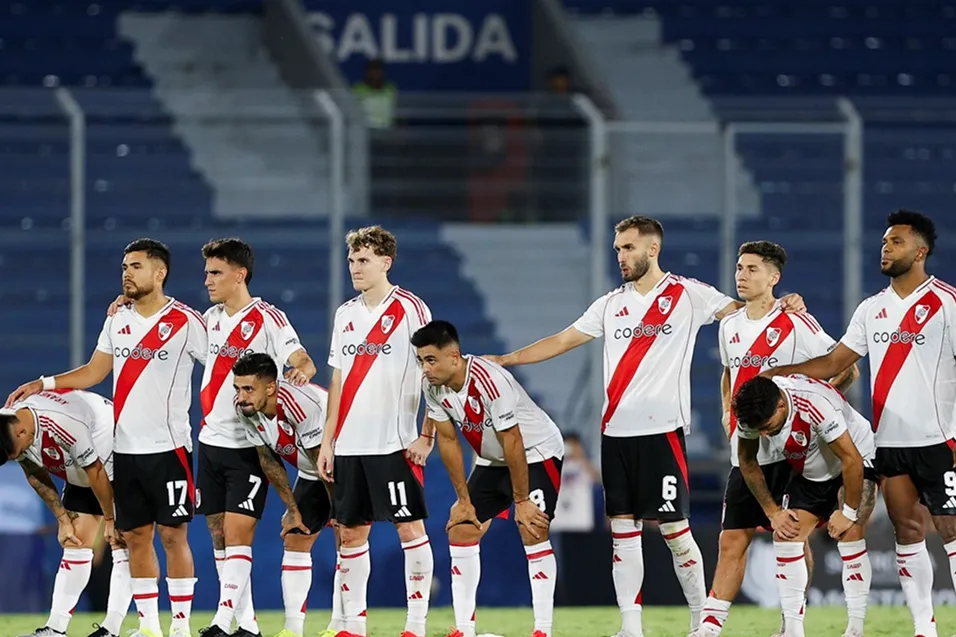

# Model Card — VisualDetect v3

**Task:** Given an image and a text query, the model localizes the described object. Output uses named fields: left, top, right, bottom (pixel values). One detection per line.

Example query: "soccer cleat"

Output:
left=169, top=629, right=192, bottom=637
left=18, top=628, right=64, bottom=637
left=315, top=631, right=337, bottom=637
left=198, top=627, right=229, bottom=637
left=400, top=632, right=423, bottom=637
left=530, top=631, right=549, bottom=637
left=444, top=631, right=464, bottom=637
left=126, top=631, right=163, bottom=637
left=688, top=624, right=721, bottom=637
left=86, top=625, right=117, bottom=637
left=233, top=630, right=263, bottom=637
left=271, top=630, right=301, bottom=637
left=333, top=633, right=364, bottom=637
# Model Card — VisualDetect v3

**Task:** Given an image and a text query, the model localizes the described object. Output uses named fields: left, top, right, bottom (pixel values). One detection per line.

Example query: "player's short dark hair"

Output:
left=738, top=241, right=788, bottom=272
left=124, top=238, right=171, bottom=285
left=732, top=377, right=783, bottom=433
left=614, top=216, right=664, bottom=242
left=0, top=412, right=17, bottom=467
left=202, top=238, right=255, bottom=285
left=346, top=225, right=397, bottom=260
left=231, top=353, right=278, bottom=382
left=410, top=320, right=460, bottom=350
left=887, top=209, right=937, bottom=257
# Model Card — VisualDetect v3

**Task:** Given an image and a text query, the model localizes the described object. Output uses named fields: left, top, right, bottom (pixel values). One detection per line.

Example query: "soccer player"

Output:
left=205, top=353, right=334, bottom=637
left=694, top=241, right=859, bottom=637
left=7, top=238, right=207, bottom=637
left=732, top=375, right=878, bottom=637
left=1, top=389, right=131, bottom=637
left=316, top=226, right=435, bottom=637
left=196, top=238, right=316, bottom=637
left=487, top=216, right=805, bottom=637
left=412, top=320, right=563, bottom=637
left=762, top=210, right=956, bottom=637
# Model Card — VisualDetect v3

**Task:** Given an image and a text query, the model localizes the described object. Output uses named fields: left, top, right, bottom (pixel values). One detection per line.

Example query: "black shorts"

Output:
left=784, top=463, right=880, bottom=521
left=113, top=449, right=195, bottom=531
left=469, top=458, right=563, bottom=523
left=721, top=461, right=793, bottom=531
left=602, top=430, right=690, bottom=521
left=291, top=478, right=333, bottom=534
left=62, top=484, right=105, bottom=517
left=877, top=443, right=956, bottom=516
left=332, top=451, right=428, bottom=526
left=196, top=442, right=269, bottom=519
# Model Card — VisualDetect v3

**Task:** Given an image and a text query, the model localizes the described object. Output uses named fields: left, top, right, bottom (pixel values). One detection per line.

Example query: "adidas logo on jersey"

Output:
left=729, top=333, right=740, bottom=344
left=172, top=505, right=190, bottom=517
left=394, top=506, right=412, bottom=518
left=117, top=325, right=131, bottom=335
left=237, top=499, right=256, bottom=512
left=212, top=322, right=221, bottom=331
left=875, top=308, right=888, bottom=319
left=943, top=496, right=956, bottom=510
left=615, top=307, right=630, bottom=318
left=658, top=501, right=676, bottom=513
left=343, top=321, right=355, bottom=333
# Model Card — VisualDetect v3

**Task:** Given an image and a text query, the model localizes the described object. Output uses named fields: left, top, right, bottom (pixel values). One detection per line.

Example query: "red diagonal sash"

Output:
left=783, top=415, right=812, bottom=474
left=113, top=309, right=188, bottom=424
left=333, top=298, right=407, bottom=441
left=729, top=312, right=795, bottom=434
left=601, top=281, right=685, bottom=431
left=200, top=307, right=264, bottom=425
left=460, top=379, right=486, bottom=455
left=275, top=402, right=300, bottom=467
left=39, top=430, right=68, bottom=480
left=872, top=291, right=942, bottom=431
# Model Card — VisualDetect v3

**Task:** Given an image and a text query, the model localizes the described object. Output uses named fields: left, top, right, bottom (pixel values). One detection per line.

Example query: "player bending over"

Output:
left=733, top=376, right=877, bottom=637
left=317, top=226, right=436, bottom=637
left=8, top=238, right=207, bottom=637
left=695, top=241, right=859, bottom=637
left=413, top=320, right=562, bottom=637
left=207, top=353, right=340, bottom=637
left=1, top=389, right=131, bottom=637
left=763, top=210, right=956, bottom=637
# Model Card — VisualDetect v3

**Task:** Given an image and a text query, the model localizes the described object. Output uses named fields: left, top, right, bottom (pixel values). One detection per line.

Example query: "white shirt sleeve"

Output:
left=53, top=414, right=99, bottom=469
left=327, top=306, right=345, bottom=370
left=684, top=277, right=736, bottom=327
left=718, top=318, right=730, bottom=367
left=424, top=385, right=451, bottom=423
left=187, top=312, right=208, bottom=364
left=95, top=315, right=113, bottom=355
left=839, top=299, right=870, bottom=357
left=267, top=307, right=307, bottom=366
left=792, top=312, right=838, bottom=360
left=571, top=294, right=608, bottom=338
left=284, top=385, right=325, bottom=449
left=488, top=375, right=520, bottom=433
left=810, top=396, right=848, bottom=444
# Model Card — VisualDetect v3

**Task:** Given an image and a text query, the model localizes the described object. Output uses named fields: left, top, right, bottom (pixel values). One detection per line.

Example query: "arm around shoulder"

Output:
left=501, top=326, right=594, bottom=367
left=764, top=342, right=861, bottom=381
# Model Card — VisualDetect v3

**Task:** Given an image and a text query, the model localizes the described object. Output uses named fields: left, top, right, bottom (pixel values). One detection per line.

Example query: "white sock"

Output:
left=610, top=518, right=644, bottom=637
left=212, top=546, right=253, bottom=632
left=101, top=548, right=131, bottom=635
left=402, top=535, right=433, bottom=637
left=774, top=541, right=807, bottom=637
left=944, top=539, right=956, bottom=598
left=131, top=577, right=162, bottom=634
left=839, top=540, right=870, bottom=634
left=167, top=576, right=197, bottom=634
left=328, top=552, right=347, bottom=632
left=660, top=520, right=707, bottom=631
left=897, top=540, right=937, bottom=637
left=46, top=547, right=94, bottom=632
left=281, top=550, right=312, bottom=634
left=698, top=595, right=731, bottom=634
left=450, top=543, right=480, bottom=637
left=525, top=541, right=556, bottom=636
left=340, top=543, right=371, bottom=636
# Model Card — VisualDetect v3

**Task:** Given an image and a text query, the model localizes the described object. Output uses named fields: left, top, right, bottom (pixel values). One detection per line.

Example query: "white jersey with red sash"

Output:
left=95, top=298, right=207, bottom=454
left=572, top=273, right=735, bottom=437
left=840, top=276, right=956, bottom=448
left=199, top=298, right=306, bottom=448
left=327, top=286, right=431, bottom=456
left=719, top=303, right=836, bottom=466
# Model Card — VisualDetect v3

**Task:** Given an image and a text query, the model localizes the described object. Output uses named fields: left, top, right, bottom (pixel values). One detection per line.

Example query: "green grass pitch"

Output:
left=0, top=605, right=943, bottom=637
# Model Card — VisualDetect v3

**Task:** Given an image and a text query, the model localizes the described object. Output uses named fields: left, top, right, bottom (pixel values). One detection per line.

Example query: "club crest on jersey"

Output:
left=381, top=314, right=395, bottom=333
left=657, top=296, right=673, bottom=315
left=468, top=396, right=482, bottom=415
left=766, top=327, right=782, bottom=347
left=43, top=445, right=61, bottom=460
left=158, top=322, right=173, bottom=342
left=915, top=304, right=930, bottom=324
left=278, top=420, right=295, bottom=436
left=790, top=430, right=808, bottom=447
left=240, top=321, right=255, bottom=340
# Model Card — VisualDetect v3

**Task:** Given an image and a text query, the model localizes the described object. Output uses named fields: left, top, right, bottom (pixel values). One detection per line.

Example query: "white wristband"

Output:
left=842, top=504, right=859, bottom=522
left=41, top=376, right=55, bottom=391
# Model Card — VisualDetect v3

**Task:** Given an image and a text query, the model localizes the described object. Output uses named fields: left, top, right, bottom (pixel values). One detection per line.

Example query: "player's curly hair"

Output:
left=738, top=241, right=788, bottom=272
left=887, top=209, right=936, bottom=257
left=346, top=225, right=397, bottom=259
left=731, top=376, right=783, bottom=433
left=232, top=352, right=278, bottom=382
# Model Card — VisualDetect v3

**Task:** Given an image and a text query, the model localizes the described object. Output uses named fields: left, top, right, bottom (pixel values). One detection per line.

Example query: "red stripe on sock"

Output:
left=841, top=549, right=867, bottom=561
left=661, top=526, right=690, bottom=541
left=227, top=554, right=253, bottom=562
left=341, top=549, right=369, bottom=560
left=169, top=595, right=193, bottom=602
left=133, top=593, right=159, bottom=600
left=526, top=549, right=554, bottom=560
left=611, top=531, right=642, bottom=539
left=776, top=553, right=805, bottom=563
left=281, top=565, right=312, bottom=571
left=403, top=538, right=430, bottom=551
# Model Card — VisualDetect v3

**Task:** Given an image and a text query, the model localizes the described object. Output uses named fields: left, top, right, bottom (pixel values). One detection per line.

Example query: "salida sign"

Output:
left=303, top=0, right=531, bottom=91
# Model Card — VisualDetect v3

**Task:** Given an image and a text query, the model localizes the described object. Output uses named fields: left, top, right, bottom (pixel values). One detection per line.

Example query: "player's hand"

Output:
left=515, top=499, right=550, bottom=540
left=318, top=445, right=335, bottom=482
left=106, top=294, right=131, bottom=317
left=482, top=354, right=505, bottom=366
left=57, top=517, right=81, bottom=548
left=827, top=510, right=855, bottom=539
left=5, top=379, right=43, bottom=407
left=446, top=499, right=481, bottom=533
left=405, top=435, right=434, bottom=467
left=284, top=367, right=309, bottom=387
left=769, top=508, right=800, bottom=540
left=779, top=293, right=807, bottom=314
left=102, top=518, right=116, bottom=545
left=280, top=508, right=311, bottom=538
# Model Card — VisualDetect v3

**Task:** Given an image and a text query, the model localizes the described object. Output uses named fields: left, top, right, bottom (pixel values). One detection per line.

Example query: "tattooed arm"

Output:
left=20, top=458, right=73, bottom=521
left=256, top=446, right=298, bottom=513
